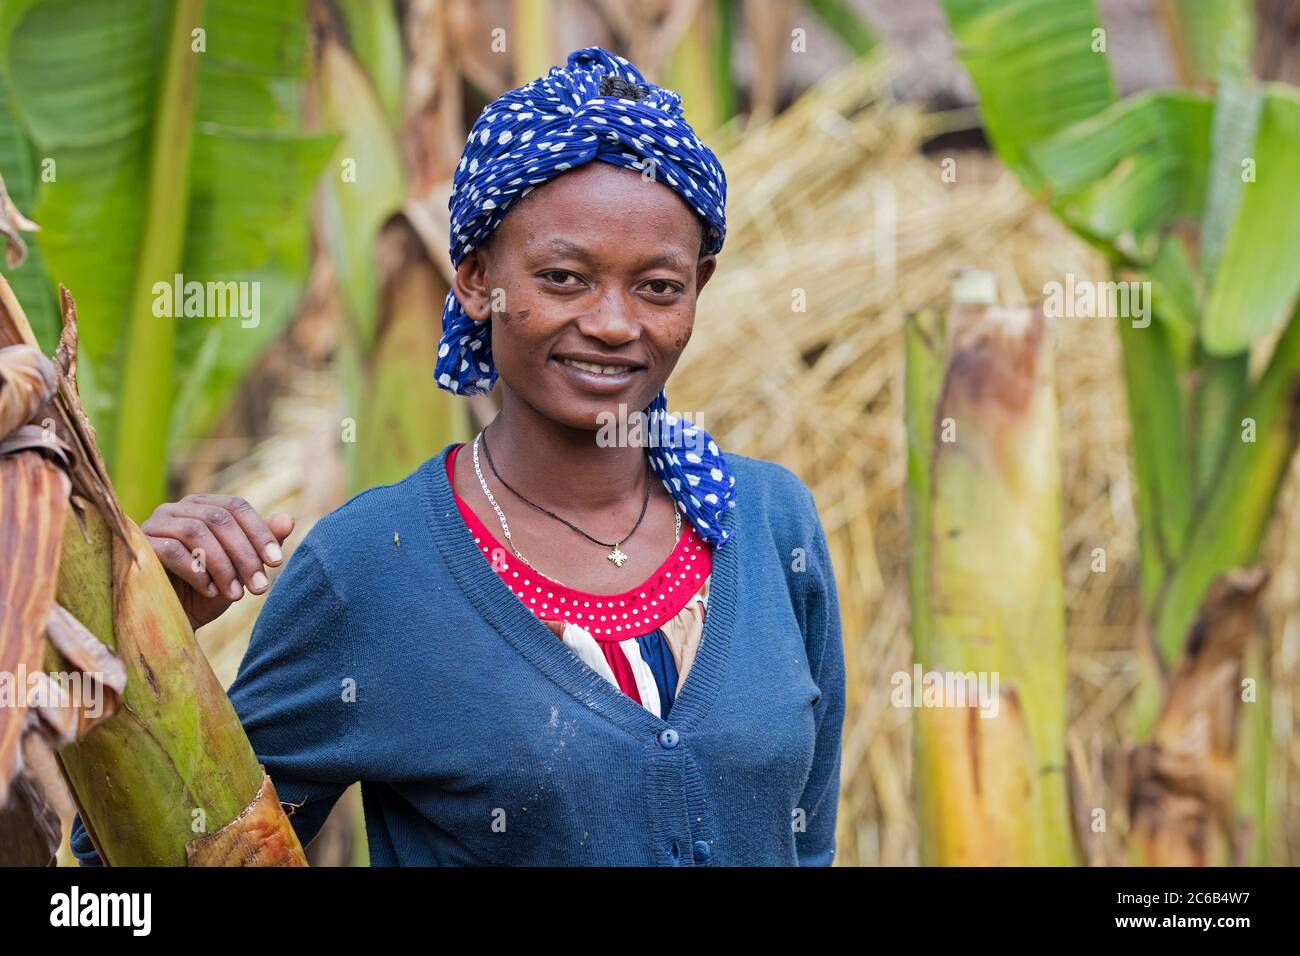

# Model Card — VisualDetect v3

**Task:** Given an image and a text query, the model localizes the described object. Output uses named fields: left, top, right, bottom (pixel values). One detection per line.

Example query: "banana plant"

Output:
left=906, top=272, right=1075, bottom=865
left=314, top=0, right=469, bottom=492
left=938, top=0, right=1293, bottom=864
left=0, top=0, right=335, bottom=520
left=0, top=273, right=308, bottom=866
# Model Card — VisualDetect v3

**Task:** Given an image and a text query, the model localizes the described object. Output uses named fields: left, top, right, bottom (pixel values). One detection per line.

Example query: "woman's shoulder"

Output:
left=722, top=452, right=836, bottom=615
left=722, top=451, right=820, bottom=521
left=289, top=448, right=451, bottom=593
left=720, top=450, right=830, bottom=561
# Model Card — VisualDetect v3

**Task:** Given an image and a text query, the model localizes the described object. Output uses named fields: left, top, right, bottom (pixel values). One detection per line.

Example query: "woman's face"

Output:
left=452, top=162, right=717, bottom=430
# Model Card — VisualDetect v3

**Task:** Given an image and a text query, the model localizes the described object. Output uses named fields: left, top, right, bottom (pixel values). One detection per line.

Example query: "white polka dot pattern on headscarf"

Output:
left=436, top=47, right=735, bottom=546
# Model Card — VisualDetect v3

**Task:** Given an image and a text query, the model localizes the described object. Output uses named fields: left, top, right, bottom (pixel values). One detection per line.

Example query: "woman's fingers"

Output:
left=141, top=496, right=296, bottom=631
left=143, top=512, right=243, bottom=600
left=142, top=496, right=297, bottom=612
left=266, top=512, right=295, bottom=552
left=145, top=533, right=219, bottom=599
left=188, top=494, right=285, bottom=567
left=169, top=501, right=271, bottom=596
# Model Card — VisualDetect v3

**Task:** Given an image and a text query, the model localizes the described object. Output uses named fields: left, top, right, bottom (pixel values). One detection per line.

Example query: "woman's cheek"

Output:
left=668, top=310, right=696, bottom=352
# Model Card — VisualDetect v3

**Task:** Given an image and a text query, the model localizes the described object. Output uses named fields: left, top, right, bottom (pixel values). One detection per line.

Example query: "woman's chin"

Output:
left=530, top=387, right=663, bottom=437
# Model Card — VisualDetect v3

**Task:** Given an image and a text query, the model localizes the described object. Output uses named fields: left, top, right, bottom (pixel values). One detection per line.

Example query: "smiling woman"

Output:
left=69, top=46, right=846, bottom=868
left=455, top=162, right=713, bottom=430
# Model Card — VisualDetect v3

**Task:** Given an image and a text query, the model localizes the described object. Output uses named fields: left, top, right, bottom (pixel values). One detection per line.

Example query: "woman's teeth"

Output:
left=559, top=358, right=633, bottom=375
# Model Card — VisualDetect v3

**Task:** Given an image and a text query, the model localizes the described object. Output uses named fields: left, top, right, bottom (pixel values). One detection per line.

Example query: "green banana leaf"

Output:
left=940, top=0, right=1115, bottom=187
left=806, top=0, right=877, bottom=58
left=1199, top=75, right=1261, bottom=280
left=0, top=68, right=56, bottom=348
left=1162, top=0, right=1254, bottom=87
left=1155, top=303, right=1300, bottom=661
left=338, top=0, right=403, bottom=128
left=939, top=0, right=1300, bottom=605
left=1029, top=92, right=1213, bottom=262
left=0, top=0, right=333, bottom=519
left=316, top=36, right=405, bottom=350
left=1202, top=87, right=1300, bottom=354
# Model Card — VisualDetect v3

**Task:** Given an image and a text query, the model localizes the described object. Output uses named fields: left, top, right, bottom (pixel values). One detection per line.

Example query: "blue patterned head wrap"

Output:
left=437, top=46, right=736, bottom=546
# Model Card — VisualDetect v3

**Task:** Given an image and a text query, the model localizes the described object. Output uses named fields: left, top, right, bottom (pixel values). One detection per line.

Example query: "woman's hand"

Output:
left=141, top=494, right=295, bottom=631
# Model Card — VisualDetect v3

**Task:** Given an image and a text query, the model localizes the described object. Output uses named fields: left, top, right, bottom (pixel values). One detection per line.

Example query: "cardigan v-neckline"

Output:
left=443, top=441, right=713, bottom=641
left=420, top=442, right=738, bottom=739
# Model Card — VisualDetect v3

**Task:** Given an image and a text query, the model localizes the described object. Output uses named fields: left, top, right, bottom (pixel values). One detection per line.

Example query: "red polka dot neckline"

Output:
left=446, top=443, right=712, bottom=642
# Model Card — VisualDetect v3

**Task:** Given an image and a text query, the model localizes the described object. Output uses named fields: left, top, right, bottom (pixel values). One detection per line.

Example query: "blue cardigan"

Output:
left=72, top=444, right=844, bottom=866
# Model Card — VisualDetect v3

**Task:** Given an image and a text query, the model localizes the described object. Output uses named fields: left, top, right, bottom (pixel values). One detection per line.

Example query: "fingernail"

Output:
left=251, top=571, right=268, bottom=592
left=265, top=543, right=283, bottom=564
left=206, top=583, right=218, bottom=598
left=229, top=581, right=244, bottom=600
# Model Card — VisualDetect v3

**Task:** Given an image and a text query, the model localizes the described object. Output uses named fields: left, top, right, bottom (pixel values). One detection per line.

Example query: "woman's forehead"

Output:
left=492, top=162, right=706, bottom=254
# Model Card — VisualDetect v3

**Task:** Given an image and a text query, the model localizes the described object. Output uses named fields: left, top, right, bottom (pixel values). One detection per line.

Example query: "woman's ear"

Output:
left=695, top=254, right=718, bottom=295
left=452, top=246, right=494, bottom=322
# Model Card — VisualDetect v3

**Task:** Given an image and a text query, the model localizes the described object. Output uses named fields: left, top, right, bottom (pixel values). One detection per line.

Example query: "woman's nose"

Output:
left=575, top=291, right=640, bottom=345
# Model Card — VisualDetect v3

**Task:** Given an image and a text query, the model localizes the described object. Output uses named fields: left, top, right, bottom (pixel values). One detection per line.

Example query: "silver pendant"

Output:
left=607, top=546, right=629, bottom=567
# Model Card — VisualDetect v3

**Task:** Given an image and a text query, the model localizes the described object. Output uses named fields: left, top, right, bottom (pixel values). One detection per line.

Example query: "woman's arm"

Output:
left=792, top=485, right=846, bottom=867
left=222, top=538, right=361, bottom=851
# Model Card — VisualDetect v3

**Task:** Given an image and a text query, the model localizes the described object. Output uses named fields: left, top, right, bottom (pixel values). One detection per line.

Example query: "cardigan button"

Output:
left=657, top=728, right=680, bottom=749
left=692, top=840, right=711, bottom=863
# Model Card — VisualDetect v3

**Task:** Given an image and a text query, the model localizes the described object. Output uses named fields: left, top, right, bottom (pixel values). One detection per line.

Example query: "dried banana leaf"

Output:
left=0, top=273, right=307, bottom=866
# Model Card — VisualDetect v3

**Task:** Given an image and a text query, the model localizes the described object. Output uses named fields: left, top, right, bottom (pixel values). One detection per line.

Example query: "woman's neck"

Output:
left=484, top=392, right=650, bottom=513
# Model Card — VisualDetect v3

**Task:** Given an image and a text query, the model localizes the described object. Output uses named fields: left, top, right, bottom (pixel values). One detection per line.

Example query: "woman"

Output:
left=73, top=48, right=843, bottom=866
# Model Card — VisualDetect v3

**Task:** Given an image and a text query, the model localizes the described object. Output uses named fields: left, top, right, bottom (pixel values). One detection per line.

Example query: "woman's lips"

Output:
left=551, top=356, right=644, bottom=394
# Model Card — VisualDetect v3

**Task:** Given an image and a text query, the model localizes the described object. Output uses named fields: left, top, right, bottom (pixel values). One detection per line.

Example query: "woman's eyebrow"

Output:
left=528, top=240, right=691, bottom=273
left=529, top=238, right=592, bottom=260
left=636, top=251, right=692, bottom=272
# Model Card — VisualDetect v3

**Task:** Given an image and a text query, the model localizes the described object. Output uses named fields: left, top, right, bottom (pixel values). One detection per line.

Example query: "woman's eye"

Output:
left=541, top=270, right=579, bottom=286
left=644, top=279, right=682, bottom=296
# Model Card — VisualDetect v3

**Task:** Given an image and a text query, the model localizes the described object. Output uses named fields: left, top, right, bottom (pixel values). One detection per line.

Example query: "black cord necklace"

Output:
left=479, top=425, right=652, bottom=568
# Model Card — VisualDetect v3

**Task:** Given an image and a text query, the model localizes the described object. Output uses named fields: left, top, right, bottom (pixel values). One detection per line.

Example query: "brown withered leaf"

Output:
left=51, top=287, right=132, bottom=548
left=0, top=423, right=70, bottom=472
left=0, top=345, right=58, bottom=438
left=25, top=673, right=77, bottom=746
left=0, top=766, right=62, bottom=866
left=40, top=602, right=127, bottom=742
left=402, top=0, right=465, bottom=189
left=0, top=450, right=71, bottom=807
left=402, top=180, right=456, bottom=287
left=0, top=258, right=38, bottom=347
left=186, top=770, right=308, bottom=866
left=0, top=278, right=132, bottom=551
left=0, top=172, right=39, bottom=269
left=443, top=0, right=511, bottom=93
left=22, top=729, right=77, bottom=820
left=0, top=724, right=76, bottom=866
left=1126, top=567, right=1267, bottom=866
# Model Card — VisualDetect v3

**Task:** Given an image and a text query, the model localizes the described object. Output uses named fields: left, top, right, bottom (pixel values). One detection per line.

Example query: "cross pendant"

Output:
left=607, top=546, right=629, bottom=567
